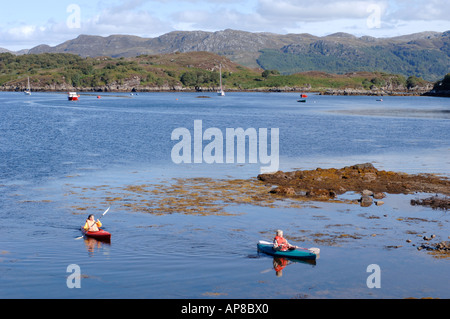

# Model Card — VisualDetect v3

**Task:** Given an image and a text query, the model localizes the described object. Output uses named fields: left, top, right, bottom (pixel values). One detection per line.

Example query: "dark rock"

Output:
left=410, top=196, right=450, bottom=210
left=359, top=195, right=373, bottom=207
left=269, top=186, right=296, bottom=196
left=373, top=192, right=386, bottom=199
left=306, top=189, right=336, bottom=199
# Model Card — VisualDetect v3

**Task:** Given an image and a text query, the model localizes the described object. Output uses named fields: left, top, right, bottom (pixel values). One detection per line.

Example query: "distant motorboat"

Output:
left=24, top=77, right=31, bottom=95
left=68, top=92, right=80, bottom=101
left=297, top=99, right=306, bottom=103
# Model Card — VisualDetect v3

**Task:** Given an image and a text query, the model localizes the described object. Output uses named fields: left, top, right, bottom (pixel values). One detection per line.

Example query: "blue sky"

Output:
left=1, top=0, right=449, bottom=50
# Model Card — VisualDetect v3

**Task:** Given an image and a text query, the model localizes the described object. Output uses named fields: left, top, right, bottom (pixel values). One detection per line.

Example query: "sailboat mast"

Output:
left=24, top=76, right=31, bottom=95
left=219, top=64, right=222, bottom=89
left=217, top=63, right=225, bottom=96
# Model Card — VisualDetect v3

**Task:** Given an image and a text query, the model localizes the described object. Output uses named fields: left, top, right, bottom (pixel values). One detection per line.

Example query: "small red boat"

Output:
left=81, top=227, right=111, bottom=241
left=68, top=92, right=80, bottom=101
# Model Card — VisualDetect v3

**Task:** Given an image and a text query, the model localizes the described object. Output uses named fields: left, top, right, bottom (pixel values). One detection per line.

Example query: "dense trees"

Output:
left=257, top=44, right=449, bottom=82
left=180, top=70, right=219, bottom=87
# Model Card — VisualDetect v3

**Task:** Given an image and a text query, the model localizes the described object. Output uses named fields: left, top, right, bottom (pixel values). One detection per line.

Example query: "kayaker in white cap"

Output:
left=273, top=230, right=298, bottom=251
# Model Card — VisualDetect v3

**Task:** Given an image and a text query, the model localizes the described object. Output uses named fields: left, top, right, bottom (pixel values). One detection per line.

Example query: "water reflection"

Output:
left=260, top=256, right=316, bottom=277
left=83, top=237, right=111, bottom=257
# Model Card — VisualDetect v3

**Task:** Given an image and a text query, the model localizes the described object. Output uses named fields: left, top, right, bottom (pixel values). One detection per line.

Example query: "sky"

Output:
left=1, top=0, right=449, bottom=51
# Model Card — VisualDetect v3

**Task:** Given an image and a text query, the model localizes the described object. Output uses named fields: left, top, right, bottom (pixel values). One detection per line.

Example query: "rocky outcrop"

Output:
left=257, top=163, right=450, bottom=202
left=0, top=75, right=187, bottom=93
left=411, top=196, right=450, bottom=210
left=423, top=74, right=450, bottom=97
left=320, top=84, right=433, bottom=96
left=416, top=240, right=450, bottom=257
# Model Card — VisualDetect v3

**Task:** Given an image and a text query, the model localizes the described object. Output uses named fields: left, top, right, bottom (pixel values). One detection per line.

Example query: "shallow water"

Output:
left=0, top=92, right=449, bottom=299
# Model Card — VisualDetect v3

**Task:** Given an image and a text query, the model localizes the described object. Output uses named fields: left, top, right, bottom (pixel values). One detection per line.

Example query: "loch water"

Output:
left=0, top=92, right=449, bottom=299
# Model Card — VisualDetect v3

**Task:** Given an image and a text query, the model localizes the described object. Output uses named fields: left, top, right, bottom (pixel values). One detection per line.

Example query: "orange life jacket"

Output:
left=274, top=236, right=289, bottom=251
left=84, top=220, right=102, bottom=232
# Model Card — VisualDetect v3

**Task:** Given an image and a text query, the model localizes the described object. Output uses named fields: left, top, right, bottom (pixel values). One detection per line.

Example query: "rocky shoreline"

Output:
left=319, top=86, right=433, bottom=96
left=0, top=79, right=437, bottom=96
left=257, top=163, right=450, bottom=206
left=423, top=89, right=450, bottom=97
left=0, top=86, right=437, bottom=96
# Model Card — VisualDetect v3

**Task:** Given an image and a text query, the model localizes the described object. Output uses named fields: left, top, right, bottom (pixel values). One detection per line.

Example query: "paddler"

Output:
left=273, top=230, right=298, bottom=251
left=83, top=214, right=102, bottom=232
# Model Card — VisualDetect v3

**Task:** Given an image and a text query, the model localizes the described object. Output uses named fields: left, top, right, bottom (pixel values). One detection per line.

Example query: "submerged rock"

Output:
left=373, top=192, right=386, bottom=199
left=410, top=196, right=450, bottom=210
left=359, top=195, right=373, bottom=207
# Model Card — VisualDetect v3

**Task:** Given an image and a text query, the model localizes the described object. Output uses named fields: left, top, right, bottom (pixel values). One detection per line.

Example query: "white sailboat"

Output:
left=217, top=64, right=225, bottom=96
left=24, top=77, right=31, bottom=95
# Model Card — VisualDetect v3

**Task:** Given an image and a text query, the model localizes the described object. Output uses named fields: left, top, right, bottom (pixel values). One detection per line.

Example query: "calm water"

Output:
left=0, top=91, right=449, bottom=299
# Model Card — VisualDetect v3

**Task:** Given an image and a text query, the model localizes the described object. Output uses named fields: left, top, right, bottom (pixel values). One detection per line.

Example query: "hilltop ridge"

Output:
left=4, top=29, right=449, bottom=81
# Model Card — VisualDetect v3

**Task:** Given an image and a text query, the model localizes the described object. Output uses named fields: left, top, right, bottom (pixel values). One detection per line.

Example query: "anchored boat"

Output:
left=24, top=77, right=31, bottom=95
left=68, top=92, right=80, bottom=101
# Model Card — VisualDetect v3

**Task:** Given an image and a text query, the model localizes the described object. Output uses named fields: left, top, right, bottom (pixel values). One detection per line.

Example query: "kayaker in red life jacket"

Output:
left=83, top=214, right=102, bottom=232
left=273, top=230, right=298, bottom=251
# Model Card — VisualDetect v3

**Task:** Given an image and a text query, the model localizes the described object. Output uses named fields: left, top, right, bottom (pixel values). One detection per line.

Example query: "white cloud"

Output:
left=8, top=25, right=37, bottom=39
left=171, top=8, right=268, bottom=32
left=90, top=10, right=168, bottom=36
left=256, top=0, right=389, bottom=22
left=253, top=0, right=449, bottom=36
left=386, top=0, right=450, bottom=21
left=0, top=0, right=449, bottom=51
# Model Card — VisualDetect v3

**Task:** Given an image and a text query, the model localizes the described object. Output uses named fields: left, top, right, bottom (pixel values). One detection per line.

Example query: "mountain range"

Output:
left=3, top=29, right=450, bottom=81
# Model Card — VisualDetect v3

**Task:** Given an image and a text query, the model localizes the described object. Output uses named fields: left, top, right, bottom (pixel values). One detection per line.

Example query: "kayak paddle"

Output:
left=75, top=207, right=110, bottom=240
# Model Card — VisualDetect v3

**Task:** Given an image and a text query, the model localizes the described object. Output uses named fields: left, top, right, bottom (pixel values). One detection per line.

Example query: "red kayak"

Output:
left=81, top=227, right=111, bottom=241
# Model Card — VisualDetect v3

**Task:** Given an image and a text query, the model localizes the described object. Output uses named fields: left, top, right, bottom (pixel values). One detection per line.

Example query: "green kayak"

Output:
left=257, top=241, right=319, bottom=260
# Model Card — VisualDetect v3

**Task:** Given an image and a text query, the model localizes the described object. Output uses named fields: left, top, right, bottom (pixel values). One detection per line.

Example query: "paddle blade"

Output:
left=102, top=207, right=110, bottom=216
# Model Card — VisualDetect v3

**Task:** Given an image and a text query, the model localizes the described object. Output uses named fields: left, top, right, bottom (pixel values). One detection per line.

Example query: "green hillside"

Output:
left=0, top=51, right=438, bottom=94
left=257, top=45, right=449, bottom=81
